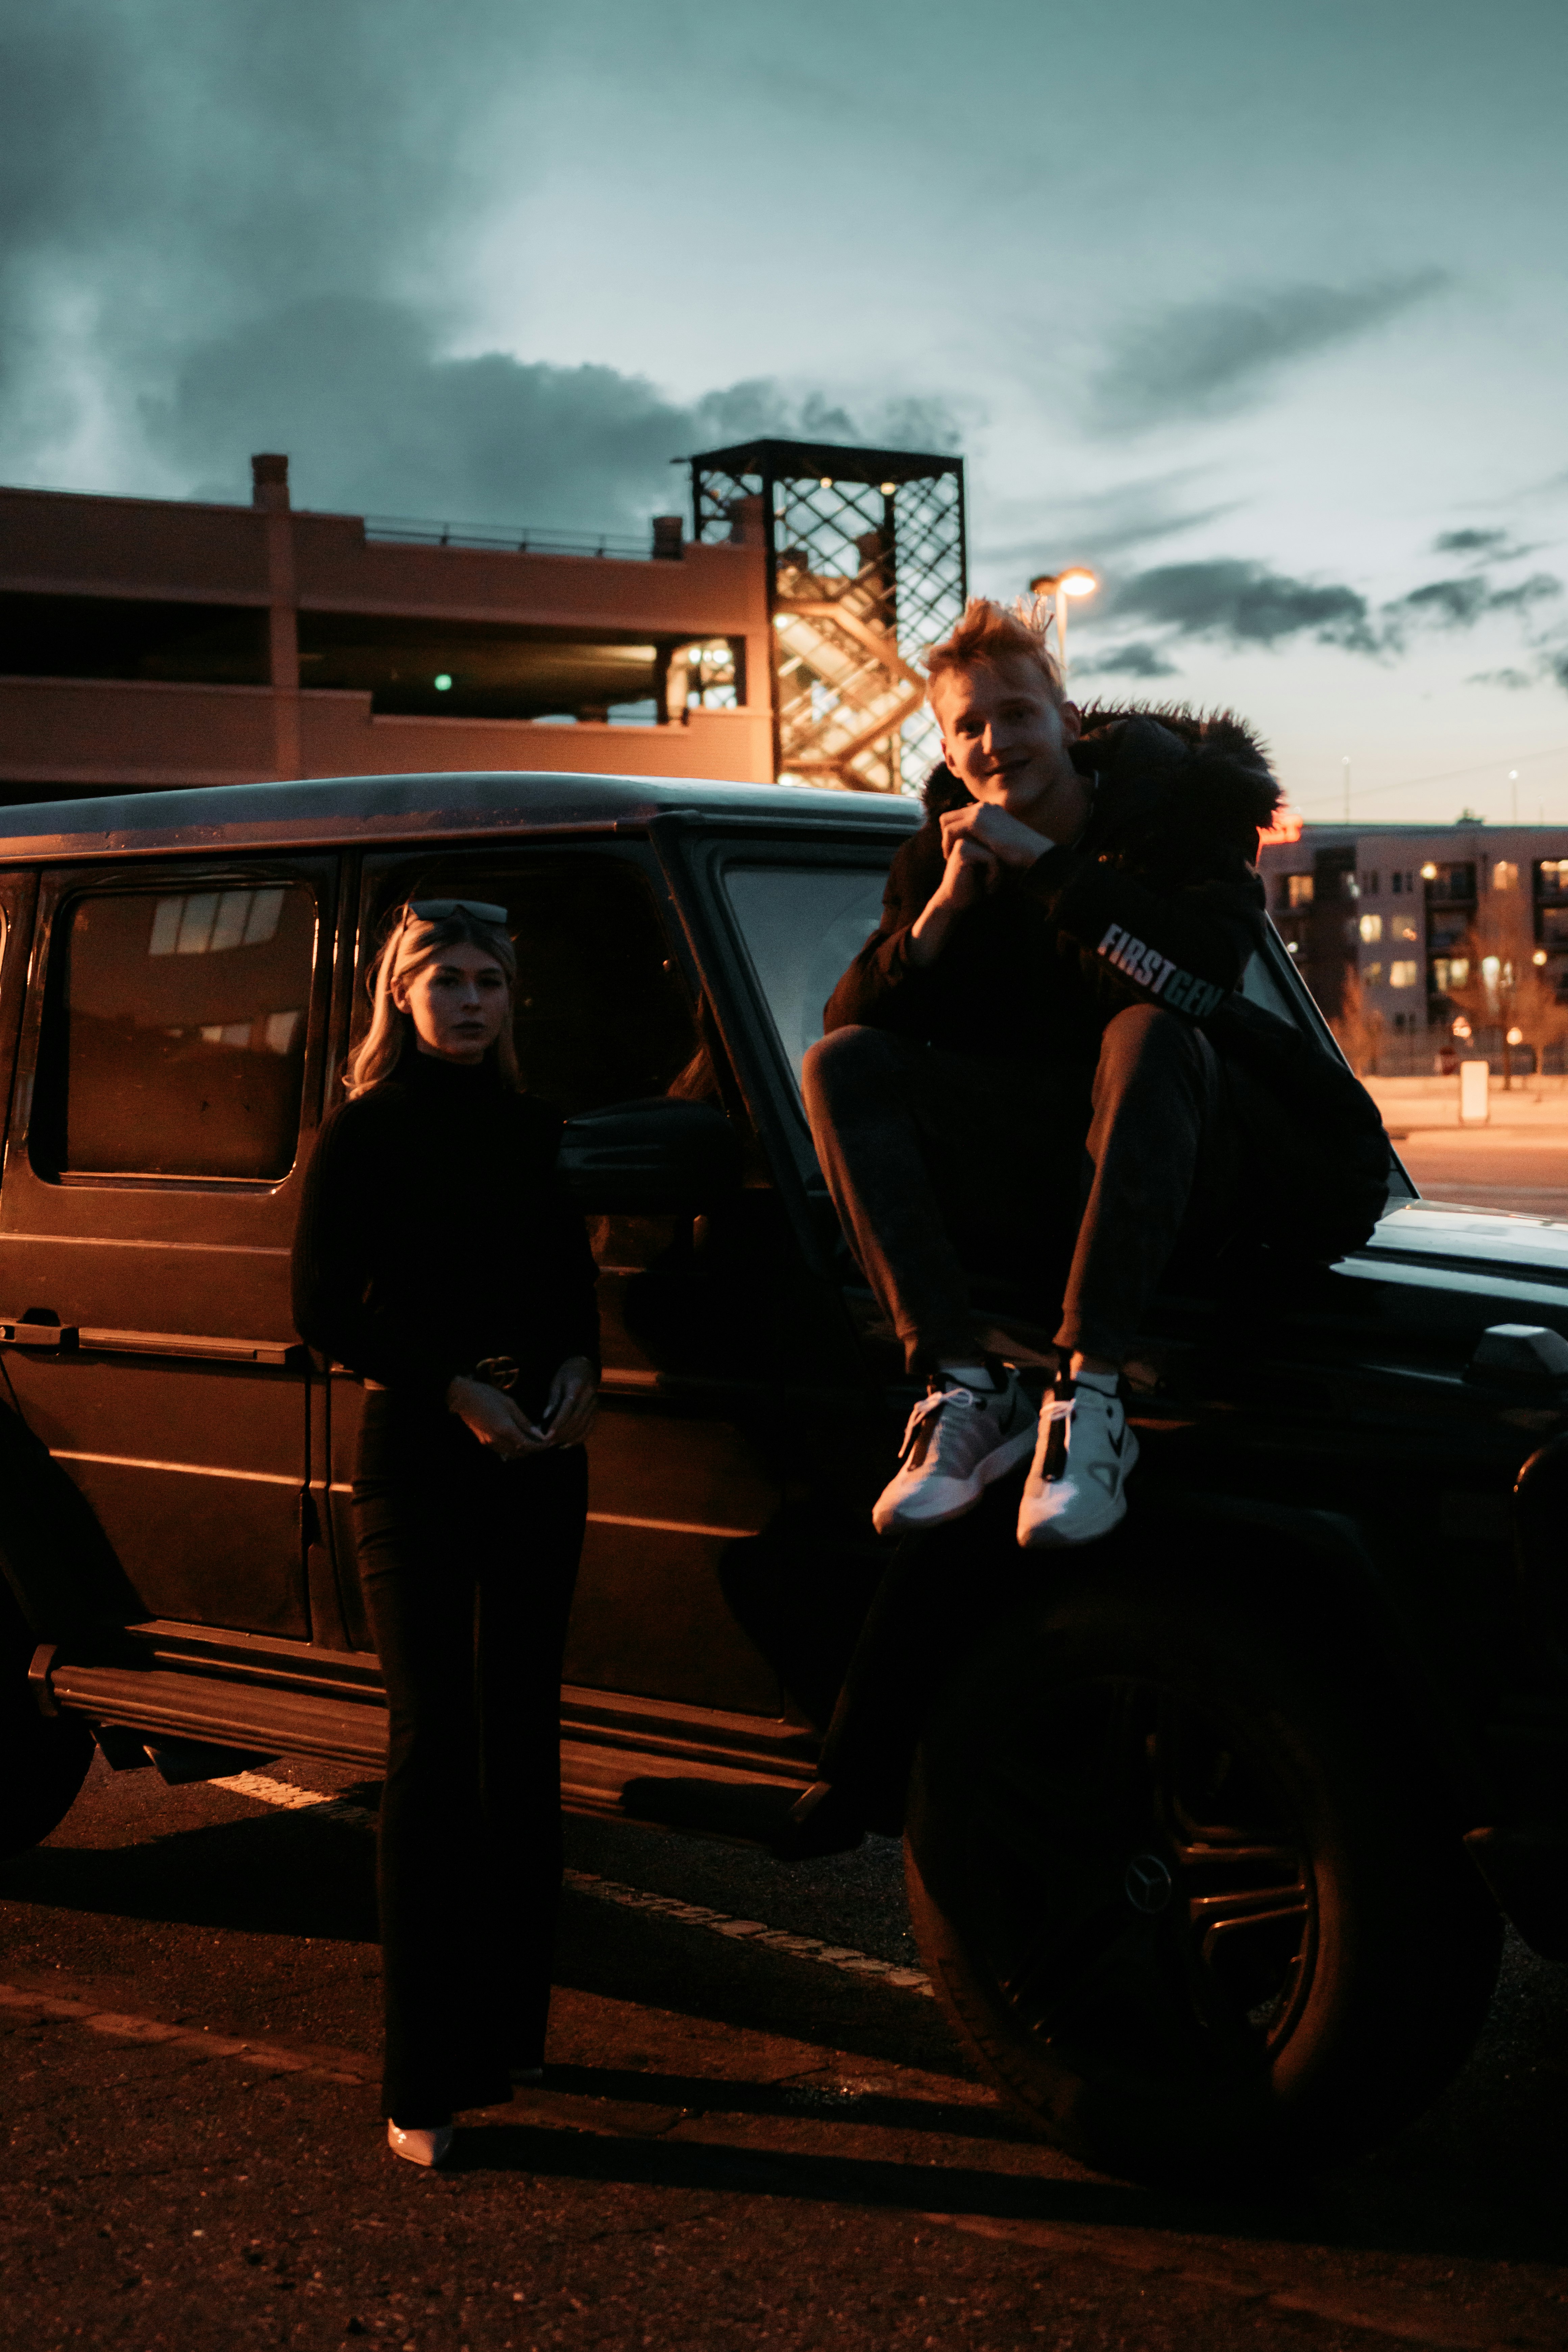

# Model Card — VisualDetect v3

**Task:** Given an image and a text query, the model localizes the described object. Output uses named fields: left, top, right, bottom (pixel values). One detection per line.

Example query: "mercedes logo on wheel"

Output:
left=1124, top=1851, right=1174, bottom=1913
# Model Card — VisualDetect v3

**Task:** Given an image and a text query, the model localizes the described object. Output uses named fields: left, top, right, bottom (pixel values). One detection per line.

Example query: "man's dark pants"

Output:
left=802, top=1001, right=1243, bottom=1372
left=795, top=1002, right=1248, bottom=1818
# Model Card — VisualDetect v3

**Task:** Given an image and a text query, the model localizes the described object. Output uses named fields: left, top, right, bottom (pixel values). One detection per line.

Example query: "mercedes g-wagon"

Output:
left=2, top=768, right=1565, bottom=2185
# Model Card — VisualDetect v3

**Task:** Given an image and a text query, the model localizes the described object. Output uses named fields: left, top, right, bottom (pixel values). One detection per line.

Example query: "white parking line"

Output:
left=211, top=1771, right=934, bottom=1996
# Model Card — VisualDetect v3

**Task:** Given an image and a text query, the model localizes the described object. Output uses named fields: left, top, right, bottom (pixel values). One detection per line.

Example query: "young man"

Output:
left=803, top=595, right=1282, bottom=1548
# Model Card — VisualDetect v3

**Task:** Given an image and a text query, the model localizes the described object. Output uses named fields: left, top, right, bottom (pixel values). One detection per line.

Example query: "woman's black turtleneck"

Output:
left=292, top=1046, right=599, bottom=1415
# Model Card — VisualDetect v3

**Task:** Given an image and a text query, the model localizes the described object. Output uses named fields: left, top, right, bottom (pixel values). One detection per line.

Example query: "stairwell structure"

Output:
left=690, top=439, right=965, bottom=796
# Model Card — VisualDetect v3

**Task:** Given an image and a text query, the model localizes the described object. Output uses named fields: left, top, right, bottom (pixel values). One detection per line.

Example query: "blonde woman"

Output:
left=293, top=900, right=598, bottom=2168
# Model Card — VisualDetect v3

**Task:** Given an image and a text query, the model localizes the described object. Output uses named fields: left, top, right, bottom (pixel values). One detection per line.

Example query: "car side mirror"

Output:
left=558, top=1097, right=742, bottom=1213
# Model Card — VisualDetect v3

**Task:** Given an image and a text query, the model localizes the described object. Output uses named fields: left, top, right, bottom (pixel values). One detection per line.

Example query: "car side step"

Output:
left=36, top=1654, right=821, bottom=1810
left=559, top=1737, right=815, bottom=1817
left=42, top=1660, right=388, bottom=1771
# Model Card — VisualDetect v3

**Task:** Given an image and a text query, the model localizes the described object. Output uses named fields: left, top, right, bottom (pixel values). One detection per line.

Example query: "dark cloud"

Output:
left=0, top=0, right=537, bottom=468
left=1102, top=559, right=1380, bottom=654
left=977, top=471, right=1240, bottom=579
left=147, top=295, right=958, bottom=528
left=1432, top=527, right=1522, bottom=561
left=1088, top=274, right=1446, bottom=434
left=1072, top=640, right=1181, bottom=680
left=0, top=2, right=959, bottom=527
left=1391, top=575, right=1490, bottom=627
left=1489, top=572, right=1564, bottom=613
left=1382, top=570, right=1562, bottom=636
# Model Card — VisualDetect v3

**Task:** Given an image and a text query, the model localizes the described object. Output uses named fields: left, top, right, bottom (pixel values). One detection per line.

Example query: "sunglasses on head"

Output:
left=402, top=897, right=509, bottom=926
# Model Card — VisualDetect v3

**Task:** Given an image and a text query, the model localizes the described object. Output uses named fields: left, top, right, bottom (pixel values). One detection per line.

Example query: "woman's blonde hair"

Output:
left=342, top=903, right=521, bottom=1097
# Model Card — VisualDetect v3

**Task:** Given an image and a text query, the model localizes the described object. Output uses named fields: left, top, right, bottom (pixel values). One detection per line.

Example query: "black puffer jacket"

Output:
left=824, top=707, right=1281, bottom=1070
left=825, top=704, right=1392, bottom=1255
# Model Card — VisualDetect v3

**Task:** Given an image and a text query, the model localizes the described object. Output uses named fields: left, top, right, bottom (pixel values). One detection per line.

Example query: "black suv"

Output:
left=2, top=769, right=1565, bottom=2185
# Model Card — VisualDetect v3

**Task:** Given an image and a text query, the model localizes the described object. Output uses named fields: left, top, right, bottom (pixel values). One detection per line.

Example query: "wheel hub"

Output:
left=1123, top=1849, right=1174, bottom=1913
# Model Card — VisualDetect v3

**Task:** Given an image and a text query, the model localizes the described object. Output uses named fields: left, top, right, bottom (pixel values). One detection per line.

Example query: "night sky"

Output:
left=3, top=0, right=1565, bottom=818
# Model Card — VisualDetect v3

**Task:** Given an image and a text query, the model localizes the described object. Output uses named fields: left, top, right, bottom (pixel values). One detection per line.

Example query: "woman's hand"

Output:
left=540, top=1355, right=598, bottom=1449
left=446, top=1374, right=550, bottom=1461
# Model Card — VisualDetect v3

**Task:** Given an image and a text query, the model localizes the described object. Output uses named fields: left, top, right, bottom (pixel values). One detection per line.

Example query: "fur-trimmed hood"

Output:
left=922, top=704, right=1281, bottom=857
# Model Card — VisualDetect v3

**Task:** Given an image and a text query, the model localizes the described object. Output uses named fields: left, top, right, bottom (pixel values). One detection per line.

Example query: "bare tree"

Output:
left=1445, top=863, right=1568, bottom=1087
left=1330, top=963, right=1386, bottom=1078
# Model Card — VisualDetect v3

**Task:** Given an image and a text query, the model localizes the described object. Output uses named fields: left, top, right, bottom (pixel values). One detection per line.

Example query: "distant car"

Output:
left=2, top=768, right=1565, bottom=2185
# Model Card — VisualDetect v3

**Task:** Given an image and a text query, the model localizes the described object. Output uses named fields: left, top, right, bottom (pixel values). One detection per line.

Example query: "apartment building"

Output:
left=1259, top=821, right=1568, bottom=1071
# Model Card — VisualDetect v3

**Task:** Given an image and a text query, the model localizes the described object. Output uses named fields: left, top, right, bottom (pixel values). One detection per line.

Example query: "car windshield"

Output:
left=721, top=854, right=1308, bottom=1098
left=723, top=862, right=891, bottom=1086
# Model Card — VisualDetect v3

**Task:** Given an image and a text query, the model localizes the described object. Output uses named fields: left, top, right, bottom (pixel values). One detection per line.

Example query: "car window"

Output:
left=364, top=854, right=699, bottom=1115
left=46, top=881, right=316, bottom=1179
left=722, top=862, right=890, bottom=1085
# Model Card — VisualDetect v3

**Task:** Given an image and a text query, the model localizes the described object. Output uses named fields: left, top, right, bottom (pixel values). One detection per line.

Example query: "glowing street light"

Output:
left=1028, top=567, right=1098, bottom=677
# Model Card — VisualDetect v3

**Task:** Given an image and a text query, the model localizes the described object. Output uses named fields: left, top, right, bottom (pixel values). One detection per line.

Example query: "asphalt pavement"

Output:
left=3, top=1750, right=1566, bottom=2351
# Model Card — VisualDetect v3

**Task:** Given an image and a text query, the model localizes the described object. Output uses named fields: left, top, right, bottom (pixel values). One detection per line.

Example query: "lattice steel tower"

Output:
left=690, top=437, right=965, bottom=795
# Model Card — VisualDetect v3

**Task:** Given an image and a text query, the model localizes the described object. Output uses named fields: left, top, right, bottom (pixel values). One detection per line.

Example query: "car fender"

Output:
left=0, top=1398, right=140, bottom=1643
left=1133, top=1486, right=1497, bottom=1821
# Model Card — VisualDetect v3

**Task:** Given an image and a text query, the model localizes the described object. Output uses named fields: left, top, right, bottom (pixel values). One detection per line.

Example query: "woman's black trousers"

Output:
left=352, top=1393, right=588, bottom=2124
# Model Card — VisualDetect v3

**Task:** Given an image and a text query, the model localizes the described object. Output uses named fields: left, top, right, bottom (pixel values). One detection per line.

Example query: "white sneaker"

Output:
left=387, top=2122, right=453, bottom=2167
left=1016, top=1381, right=1139, bottom=1548
left=872, top=1368, right=1037, bottom=1536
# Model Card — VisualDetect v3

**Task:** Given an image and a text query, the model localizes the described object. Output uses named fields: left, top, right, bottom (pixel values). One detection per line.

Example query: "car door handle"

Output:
left=0, top=1319, right=77, bottom=1348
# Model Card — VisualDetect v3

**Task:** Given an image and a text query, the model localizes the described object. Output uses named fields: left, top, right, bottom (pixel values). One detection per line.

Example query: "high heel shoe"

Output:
left=387, top=2121, right=453, bottom=2167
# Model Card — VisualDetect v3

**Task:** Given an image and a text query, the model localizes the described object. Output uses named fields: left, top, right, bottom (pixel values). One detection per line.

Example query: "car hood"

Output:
left=1357, top=1197, right=1568, bottom=1287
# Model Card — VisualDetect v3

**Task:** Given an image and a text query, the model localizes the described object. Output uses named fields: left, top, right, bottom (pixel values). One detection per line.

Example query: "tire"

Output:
left=0, top=1612, right=94, bottom=1862
left=905, top=1572, right=1502, bottom=2185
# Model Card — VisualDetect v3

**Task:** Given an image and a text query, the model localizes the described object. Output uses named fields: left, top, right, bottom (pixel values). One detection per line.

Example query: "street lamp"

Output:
left=1029, top=567, right=1098, bottom=678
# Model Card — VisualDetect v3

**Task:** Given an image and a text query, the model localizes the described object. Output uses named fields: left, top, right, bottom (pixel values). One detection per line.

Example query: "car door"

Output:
left=325, top=841, right=789, bottom=1713
left=0, top=856, right=335, bottom=1639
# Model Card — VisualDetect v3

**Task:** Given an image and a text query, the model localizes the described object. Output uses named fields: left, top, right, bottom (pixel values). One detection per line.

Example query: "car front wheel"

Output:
left=905, top=1575, right=1502, bottom=2185
left=0, top=1615, right=94, bottom=1862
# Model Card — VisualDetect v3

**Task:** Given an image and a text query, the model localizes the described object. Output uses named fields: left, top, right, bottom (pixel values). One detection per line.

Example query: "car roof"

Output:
left=0, top=770, right=923, bottom=864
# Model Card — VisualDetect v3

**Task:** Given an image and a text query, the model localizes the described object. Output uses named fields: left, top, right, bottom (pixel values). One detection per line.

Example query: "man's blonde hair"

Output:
left=924, top=595, right=1066, bottom=707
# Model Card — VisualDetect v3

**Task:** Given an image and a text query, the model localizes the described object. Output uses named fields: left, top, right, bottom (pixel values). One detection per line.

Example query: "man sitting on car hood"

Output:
left=804, top=593, right=1286, bottom=1550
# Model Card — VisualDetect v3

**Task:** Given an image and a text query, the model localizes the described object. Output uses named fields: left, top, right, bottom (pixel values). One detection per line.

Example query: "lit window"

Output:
left=1358, top=913, right=1383, bottom=942
left=1390, top=961, right=1418, bottom=988
left=1362, top=962, right=1384, bottom=983
left=1286, top=874, right=1314, bottom=909
left=1493, top=860, right=1518, bottom=892
left=148, top=887, right=285, bottom=956
left=1450, top=957, right=1470, bottom=987
left=1393, top=916, right=1418, bottom=942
